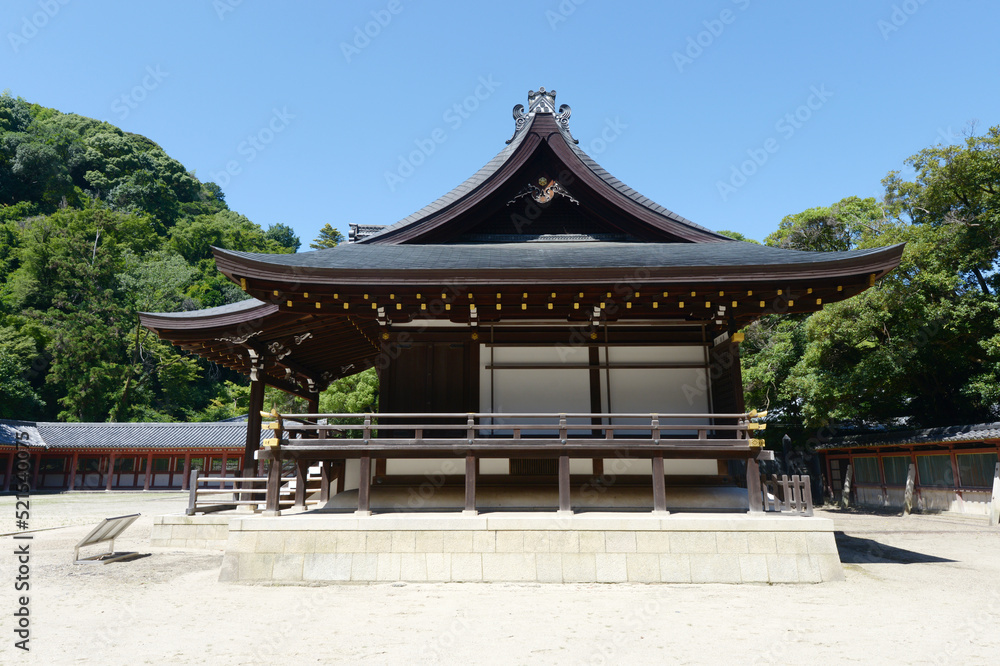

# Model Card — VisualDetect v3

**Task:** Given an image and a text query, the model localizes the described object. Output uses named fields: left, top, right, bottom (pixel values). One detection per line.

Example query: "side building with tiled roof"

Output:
left=0, top=419, right=264, bottom=492
left=819, top=422, right=1000, bottom=516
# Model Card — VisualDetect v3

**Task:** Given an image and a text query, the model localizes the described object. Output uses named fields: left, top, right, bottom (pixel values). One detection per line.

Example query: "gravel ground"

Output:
left=1, top=492, right=998, bottom=665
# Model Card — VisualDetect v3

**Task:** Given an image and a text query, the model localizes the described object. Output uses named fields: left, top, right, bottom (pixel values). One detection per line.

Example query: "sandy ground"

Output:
left=1, top=492, right=998, bottom=665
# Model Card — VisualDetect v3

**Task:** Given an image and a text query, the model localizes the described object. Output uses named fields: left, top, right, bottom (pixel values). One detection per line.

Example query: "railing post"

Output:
left=186, top=469, right=199, bottom=516
left=801, top=474, right=814, bottom=516
left=357, top=456, right=371, bottom=515
left=467, top=414, right=475, bottom=444
left=559, top=414, right=567, bottom=444
left=788, top=475, right=800, bottom=513
left=464, top=453, right=477, bottom=515
left=652, top=455, right=667, bottom=514
left=558, top=455, right=572, bottom=514
left=363, top=414, right=371, bottom=442
left=746, top=457, right=763, bottom=513
left=651, top=414, right=660, bottom=443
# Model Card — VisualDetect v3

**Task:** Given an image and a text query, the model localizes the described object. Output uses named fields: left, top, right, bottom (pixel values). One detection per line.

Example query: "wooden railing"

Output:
left=257, top=410, right=768, bottom=515
left=185, top=469, right=322, bottom=515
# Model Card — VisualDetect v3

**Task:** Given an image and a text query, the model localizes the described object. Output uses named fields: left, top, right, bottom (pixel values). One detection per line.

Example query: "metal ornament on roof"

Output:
left=509, top=176, right=580, bottom=206
left=507, top=87, right=578, bottom=144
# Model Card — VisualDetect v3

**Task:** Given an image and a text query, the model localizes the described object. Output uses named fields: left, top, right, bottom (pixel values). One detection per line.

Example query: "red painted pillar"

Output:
left=68, top=452, right=79, bottom=490
left=3, top=453, right=14, bottom=492
left=143, top=453, right=153, bottom=491
left=182, top=453, right=192, bottom=491
left=106, top=452, right=116, bottom=491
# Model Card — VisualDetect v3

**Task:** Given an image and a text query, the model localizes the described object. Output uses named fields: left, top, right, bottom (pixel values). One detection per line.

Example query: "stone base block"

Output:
left=151, top=515, right=231, bottom=550
left=218, top=513, right=844, bottom=584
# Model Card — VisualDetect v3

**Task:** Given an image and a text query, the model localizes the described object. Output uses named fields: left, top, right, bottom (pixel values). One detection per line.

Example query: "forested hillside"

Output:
left=0, top=91, right=310, bottom=421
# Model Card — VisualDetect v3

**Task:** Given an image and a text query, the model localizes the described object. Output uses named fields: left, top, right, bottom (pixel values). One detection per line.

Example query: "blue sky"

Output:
left=3, top=0, right=999, bottom=246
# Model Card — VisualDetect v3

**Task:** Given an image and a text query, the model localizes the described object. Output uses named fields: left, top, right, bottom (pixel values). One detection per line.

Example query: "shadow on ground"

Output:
left=834, top=532, right=955, bottom=564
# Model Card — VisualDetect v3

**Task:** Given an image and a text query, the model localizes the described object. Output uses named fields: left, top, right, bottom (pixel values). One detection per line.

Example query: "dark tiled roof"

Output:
left=216, top=241, right=900, bottom=272
left=1, top=420, right=262, bottom=451
left=0, top=420, right=43, bottom=448
left=821, top=422, right=1000, bottom=450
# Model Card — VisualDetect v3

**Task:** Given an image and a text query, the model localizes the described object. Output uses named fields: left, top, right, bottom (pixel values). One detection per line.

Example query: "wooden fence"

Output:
left=186, top=468, right=322, bottom=515
left=759, top=474, right=813, bottom=516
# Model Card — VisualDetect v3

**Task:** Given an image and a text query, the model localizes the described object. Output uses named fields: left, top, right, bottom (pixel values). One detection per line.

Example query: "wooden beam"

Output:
left=265, top=459, right=282, bottom=514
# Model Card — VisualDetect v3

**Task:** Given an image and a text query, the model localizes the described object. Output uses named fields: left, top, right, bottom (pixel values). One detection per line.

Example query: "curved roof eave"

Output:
left=139, top=297, right=278, bottom=330
left=212, top=242, right=905, bottom=286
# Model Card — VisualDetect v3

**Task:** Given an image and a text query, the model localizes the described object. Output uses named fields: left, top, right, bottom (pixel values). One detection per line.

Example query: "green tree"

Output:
left=310, top=223, right=344, bottom=249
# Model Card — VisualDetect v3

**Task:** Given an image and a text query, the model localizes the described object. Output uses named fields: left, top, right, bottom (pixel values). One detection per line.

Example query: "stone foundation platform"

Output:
left=151, top=514, right=231, bottom=550
left=217, top=513, right=844, bottom=584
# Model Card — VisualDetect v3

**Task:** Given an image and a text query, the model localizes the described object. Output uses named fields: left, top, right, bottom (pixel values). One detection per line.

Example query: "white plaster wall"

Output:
left=597, top=458, right=718, bottom=476
left=386, top=459, right=465, bottom=476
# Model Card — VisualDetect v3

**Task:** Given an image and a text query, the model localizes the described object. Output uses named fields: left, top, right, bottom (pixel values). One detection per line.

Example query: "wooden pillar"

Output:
left=3, top=453, right=15, bottom=492
left=143, top=452, right=152, bottom=491
left=220, top=453, right=228, bottom=479
left=294, top=459, right=308, bottom=509
left=336, top=459, right=346, bottom=494
left=558, top=455, right=571, bottom=513
left=244, top=378, right=267, bottom=477
left=320, top=461, right=332, bottom=503
left=306, top=394, right=320, bottom=414
left=652, top=455, right=667, bottom=513
left=989, top=462, right=999, bottom=527
left=746, top=456, right=763, bottom=513
left=106, top=452, right=116, bottom=492
left=464, top=454, right=477, bottom=515
left=375, top=458, right=387, bottom=480
left=181, top=453, right=191, bottom=491
left=68, top=452, right=79, bottom=491
left=357, top=456, right=371, bottom=515
left=264, top=459, right=282, bottom=514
